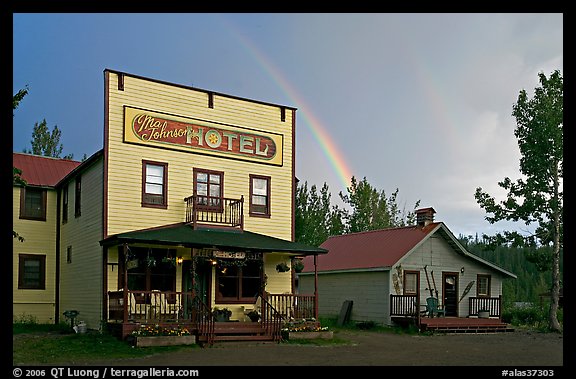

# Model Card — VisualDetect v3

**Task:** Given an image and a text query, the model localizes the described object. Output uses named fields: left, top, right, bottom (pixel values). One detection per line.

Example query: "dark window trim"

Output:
left=19, top=187, right=47, bottom=221
left=249, top=174, right=271, bottom=218
left=215, top=261, right=262, bottom=304
left=193, top=167, right=224, bottom=212
left=66, top=246, right=72, bottom=264
left=74, top=176, right=81, bottom=218
left=476, top=274, right=492, bottom=297
left=142, top=160, right=168, bottom=209
left=403, top=270, right=420, bottom=296
left=18, top=254, right=46, bottom=290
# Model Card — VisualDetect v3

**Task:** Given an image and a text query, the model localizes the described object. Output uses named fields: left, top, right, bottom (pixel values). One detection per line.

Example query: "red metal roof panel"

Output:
left=13, top=152, right=81, bottom=187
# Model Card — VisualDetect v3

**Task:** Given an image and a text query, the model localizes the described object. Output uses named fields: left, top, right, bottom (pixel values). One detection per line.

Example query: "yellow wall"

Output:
left=105, top=71, right=294, bottom=241
left=12, top=187, right=58, bottom=323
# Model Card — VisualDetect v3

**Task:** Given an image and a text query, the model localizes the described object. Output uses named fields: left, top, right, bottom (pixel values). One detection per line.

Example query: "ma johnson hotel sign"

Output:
left=123, top=106, right=283, bottom=166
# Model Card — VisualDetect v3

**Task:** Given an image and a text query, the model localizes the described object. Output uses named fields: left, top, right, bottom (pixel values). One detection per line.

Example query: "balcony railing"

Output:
left=184, top=195, right=243, bottom=229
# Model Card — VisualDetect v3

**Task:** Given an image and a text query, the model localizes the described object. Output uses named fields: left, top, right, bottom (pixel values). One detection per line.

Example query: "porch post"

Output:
left=314, top=254, right=318, bottom=319
left=123, top=243, right=129, bottom=323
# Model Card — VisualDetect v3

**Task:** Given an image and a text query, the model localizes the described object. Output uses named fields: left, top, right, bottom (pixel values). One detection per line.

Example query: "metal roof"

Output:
left=13, top=152, right=82, bottom=187
left=100, top=223, right=328, bottom=255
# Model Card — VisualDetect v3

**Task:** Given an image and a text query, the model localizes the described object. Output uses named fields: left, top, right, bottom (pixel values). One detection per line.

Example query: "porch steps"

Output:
left=423, top=323, right=514, bottom=334
left=198, top=322, right=277, bottom=344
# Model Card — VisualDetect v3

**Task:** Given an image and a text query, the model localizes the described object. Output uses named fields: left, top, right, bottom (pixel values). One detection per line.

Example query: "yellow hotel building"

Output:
left=13, top=69, right=327, bottom=343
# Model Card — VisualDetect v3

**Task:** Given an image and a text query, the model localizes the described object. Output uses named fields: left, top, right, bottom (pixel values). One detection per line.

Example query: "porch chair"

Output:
left=425, top=296, right=445, bottom=318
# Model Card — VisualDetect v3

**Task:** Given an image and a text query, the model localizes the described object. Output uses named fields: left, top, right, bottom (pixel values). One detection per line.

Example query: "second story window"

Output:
left=249, top=175, right=270, bottom=217
left=74, top=176, right=82, bottom=218
left=62, top=185, right=68, bottom=223
left=193, top=168, right=223, bottom=209
left=142, top=161, right=168, bottom=208
left=20, top=186, right=47, bottom=221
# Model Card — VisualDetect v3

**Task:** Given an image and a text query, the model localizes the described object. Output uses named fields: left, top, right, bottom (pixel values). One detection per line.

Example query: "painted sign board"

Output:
left=123, top=106, right=283, bottom=166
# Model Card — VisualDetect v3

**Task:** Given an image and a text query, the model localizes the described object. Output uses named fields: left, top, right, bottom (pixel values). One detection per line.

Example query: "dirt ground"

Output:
left=91, top=328, right=563, bottom=367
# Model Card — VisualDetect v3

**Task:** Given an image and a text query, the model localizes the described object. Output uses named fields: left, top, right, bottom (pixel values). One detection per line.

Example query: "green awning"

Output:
left=100, top=223, right=327, bottom=255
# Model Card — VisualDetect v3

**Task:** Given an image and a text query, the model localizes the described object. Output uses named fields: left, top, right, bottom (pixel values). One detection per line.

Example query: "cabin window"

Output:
left=249, top=175, right=270, bottom=217
left=18, top=254, right=46, bottom=289
left=215, top=260, right=261, bottom=303
left=193, top=168, right=223, bottom=209
left=477, top=274, right=491, bottom=297
left=142, top=160, right=168, bottom=208
left=19, top=187, right=47, bottom=221
left=403, top=271, right=419, bottom=295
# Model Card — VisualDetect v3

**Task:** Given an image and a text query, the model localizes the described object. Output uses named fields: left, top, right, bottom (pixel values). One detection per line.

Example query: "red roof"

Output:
left=13, top=152, right=81, bottom=187
left=301, top=223, right=441, bottom=272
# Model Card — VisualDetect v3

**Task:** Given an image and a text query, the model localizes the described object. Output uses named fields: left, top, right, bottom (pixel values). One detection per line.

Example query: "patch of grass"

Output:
left=13, top=328, right=199, bottom=365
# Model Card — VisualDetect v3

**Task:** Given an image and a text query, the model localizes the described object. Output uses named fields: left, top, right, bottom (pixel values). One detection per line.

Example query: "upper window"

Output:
left=403, top=271, right=419, bottom=295
left=215, top=260, right=262, bottom=303
left=142, top=160, right=168, bottom=208
left=18, top=254, right=46, bottom=289
left=249, top=175, right=270, bottom=217
left=74, top=176, right=81, bottom=218
left=193, top=168, right=223, bottom=209
left=19, top=187, right=47, bottom=221
left=62, top=185, right=69, bottom=223
left=477, top=274, right=491, bottom=297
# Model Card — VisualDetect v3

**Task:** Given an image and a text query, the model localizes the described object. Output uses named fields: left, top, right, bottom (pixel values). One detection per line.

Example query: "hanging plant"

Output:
left=276, top=262, right=290, bottom=273
left=292, top=259, right=304, bottom=273
left=146, top=249, right=156, bottom=267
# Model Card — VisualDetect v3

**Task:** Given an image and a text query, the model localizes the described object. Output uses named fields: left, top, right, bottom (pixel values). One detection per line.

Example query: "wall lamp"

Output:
left=460, top=266, right=465, bottom=274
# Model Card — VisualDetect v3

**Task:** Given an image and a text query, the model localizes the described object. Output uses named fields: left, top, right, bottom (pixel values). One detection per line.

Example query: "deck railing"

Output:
left=390, top=294, right=503, bottom=319
left=266, top=293, right=316, bottom=320
left=260, top=296, right=284, bottom=342
left=184, top=195, right=243, bottom=229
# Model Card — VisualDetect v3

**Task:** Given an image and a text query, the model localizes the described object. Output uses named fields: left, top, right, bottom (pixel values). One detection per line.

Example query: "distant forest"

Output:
left=458, top=235, right=563, bottom=306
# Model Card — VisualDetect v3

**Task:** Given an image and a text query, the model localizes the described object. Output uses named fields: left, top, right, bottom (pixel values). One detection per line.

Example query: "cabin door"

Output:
left=442, top=272, right=458, bottom=317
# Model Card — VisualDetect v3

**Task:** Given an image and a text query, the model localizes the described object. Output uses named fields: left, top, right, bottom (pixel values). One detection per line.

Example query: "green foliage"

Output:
left=23, top=118, right=73, bottom=158
left=339, top=176, right=420, bottom=233
left=13, top=85, right=29, bottom=113
left=502, top=304, right=562, bottom=332
left=474, top=69, right=563, bottom=332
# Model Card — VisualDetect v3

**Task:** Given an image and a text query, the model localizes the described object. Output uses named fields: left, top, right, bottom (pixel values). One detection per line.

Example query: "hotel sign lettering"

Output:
left=123, top=106, right=283, bottom=166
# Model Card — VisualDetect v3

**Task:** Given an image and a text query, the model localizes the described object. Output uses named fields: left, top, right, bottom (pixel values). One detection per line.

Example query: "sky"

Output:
left=12, top=13, right=563, bottom=239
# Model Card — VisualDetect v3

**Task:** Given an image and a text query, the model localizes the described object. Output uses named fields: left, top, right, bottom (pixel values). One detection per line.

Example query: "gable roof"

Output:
left=13, top=152, right=82, bottom=187
left=301, top=222, right=516, bottom=278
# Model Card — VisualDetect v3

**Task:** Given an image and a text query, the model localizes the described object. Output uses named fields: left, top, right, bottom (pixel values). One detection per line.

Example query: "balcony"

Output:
left=184, top=195, right=244, bottom=229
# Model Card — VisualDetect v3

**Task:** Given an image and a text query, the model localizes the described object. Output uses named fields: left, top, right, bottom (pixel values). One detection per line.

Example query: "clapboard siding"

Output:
left=59, top=159, right=104, bottom=329
left=299, top=271, right=390, bottom=325
left=105, top=72, right=294, bottom=241
left=12, top=187, right=58, bottom=323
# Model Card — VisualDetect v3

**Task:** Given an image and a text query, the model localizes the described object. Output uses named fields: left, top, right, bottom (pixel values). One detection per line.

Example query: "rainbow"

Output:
left=221, top=18, right=354, bottom=192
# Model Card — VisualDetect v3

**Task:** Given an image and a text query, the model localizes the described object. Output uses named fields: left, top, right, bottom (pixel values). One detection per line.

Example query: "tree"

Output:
left=339, top=176, right=420, bottom=233
left=13, top=87, right=29, bottom=242
left=474, top=70, right=563, bottom=332
left=295, top=181, right=344, bottom=247
left=23, top=119, right=73, bottom=159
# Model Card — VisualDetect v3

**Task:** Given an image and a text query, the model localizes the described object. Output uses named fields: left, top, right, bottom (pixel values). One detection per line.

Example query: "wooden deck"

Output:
left=419, top=316, right=514, bottom=333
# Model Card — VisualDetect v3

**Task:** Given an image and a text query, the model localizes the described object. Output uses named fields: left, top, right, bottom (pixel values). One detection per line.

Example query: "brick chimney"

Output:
left=416, top=207, right=436, bottom=227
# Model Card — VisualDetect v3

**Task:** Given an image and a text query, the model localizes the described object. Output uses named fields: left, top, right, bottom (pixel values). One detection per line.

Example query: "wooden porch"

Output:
left=107, top=290, right=317, bottom=344
left=390, top=294, right=513, bottom=333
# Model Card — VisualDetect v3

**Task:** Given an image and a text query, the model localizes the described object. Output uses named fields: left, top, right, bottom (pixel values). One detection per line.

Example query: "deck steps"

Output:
left=198, top=321, right=277, bottom=344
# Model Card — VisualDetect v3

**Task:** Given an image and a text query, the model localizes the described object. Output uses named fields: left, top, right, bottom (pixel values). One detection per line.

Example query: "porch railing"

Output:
left=390, top=294, right=503, bottom=319
left=260, top=296, right=284, bottom=342
left=184, top=195, right=243, bottom=229
left=266, top=293, right=316, bottom=320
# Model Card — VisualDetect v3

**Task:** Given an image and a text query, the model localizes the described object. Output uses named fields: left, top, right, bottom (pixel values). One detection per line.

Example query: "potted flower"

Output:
left=213, top=307, right=232, bottom=322
left=276, top=262, right=290, bottom=273
left=246, top=310, right=260, bottom=322
left=292, top=259, right=304, bottom=273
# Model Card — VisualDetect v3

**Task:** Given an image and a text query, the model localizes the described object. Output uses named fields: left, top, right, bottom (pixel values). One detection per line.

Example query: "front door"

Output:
left=442, top=272, right=458, bottom=317
left=182, top=259, right=212, bottom=317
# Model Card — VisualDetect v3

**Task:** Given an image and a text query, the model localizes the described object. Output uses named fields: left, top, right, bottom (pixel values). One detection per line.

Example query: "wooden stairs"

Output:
left=419, top=317, right=515, bottom=334
left=197, top=321, right=277, bottom=344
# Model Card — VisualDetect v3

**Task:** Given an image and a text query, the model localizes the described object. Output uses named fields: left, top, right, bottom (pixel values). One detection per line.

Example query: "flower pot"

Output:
left=214, top=314, right=231, bottom=322
left=284, top=331, right=333, bottom=340
left=135, top=335, right=196, bottom=347
left=478, top=310, right=490, bottom=319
